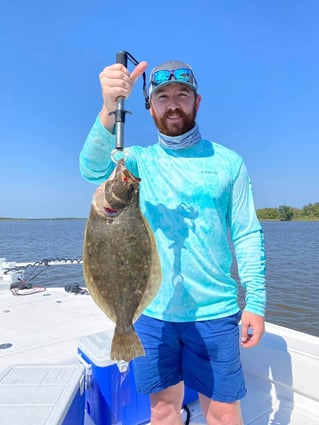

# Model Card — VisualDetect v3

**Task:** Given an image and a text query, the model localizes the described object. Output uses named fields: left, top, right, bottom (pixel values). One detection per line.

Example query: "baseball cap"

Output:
left=148, top=60, right=198, bottom=98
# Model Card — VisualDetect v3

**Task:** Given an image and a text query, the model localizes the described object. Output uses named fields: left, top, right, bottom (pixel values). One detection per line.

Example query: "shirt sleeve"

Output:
left=228, top=161, right=266, bottom=317
left=79, top=115, right=116, bottom=185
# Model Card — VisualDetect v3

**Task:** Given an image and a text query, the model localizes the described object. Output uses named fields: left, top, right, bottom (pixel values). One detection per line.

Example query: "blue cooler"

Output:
left=78, top=330, right=198, bottom=425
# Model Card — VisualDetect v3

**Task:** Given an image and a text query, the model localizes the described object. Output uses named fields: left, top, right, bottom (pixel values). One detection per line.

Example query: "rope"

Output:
left=183, top=404, right=191, bottom=425
left=5, top=257, right=84, bottom=296
left=6, top=257, right=82, bottom=272
left=10, top=283, right=46, bottom=296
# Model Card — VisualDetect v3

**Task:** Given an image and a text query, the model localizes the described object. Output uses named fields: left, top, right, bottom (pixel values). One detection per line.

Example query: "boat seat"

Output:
left=240, top=323, right=319, bottom=424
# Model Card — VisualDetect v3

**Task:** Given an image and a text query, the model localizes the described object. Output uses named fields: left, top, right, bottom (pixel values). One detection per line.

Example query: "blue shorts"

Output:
left=133, top=311, right=246, bottom=402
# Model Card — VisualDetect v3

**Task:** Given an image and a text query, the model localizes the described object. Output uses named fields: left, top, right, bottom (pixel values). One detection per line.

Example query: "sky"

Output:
left=1, top=0, right=318, bottom=218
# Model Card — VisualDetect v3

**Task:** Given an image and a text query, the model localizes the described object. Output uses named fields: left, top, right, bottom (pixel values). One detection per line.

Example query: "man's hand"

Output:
left=99, top=61, right=148, bottom=131
left=240, top=311, right=265, bottom=348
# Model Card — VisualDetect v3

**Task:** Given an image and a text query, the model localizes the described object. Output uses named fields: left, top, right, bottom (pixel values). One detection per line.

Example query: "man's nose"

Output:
left=167, top=97, right=180, bottom=108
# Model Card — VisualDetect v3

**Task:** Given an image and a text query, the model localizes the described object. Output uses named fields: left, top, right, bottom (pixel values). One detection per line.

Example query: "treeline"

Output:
left=257, top=203, right=319, bottom=221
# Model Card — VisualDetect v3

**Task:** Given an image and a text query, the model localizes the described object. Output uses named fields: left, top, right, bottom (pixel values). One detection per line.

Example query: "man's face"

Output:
left=150, top=83, right=201, bottom=137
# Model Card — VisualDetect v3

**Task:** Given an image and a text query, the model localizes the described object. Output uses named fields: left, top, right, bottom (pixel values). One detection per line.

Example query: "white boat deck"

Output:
left=1, top=286, right=319, bottom=424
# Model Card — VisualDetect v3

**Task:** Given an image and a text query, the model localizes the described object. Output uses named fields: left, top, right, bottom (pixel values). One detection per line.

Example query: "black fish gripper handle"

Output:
left=116, top=51, right=128, bottom=68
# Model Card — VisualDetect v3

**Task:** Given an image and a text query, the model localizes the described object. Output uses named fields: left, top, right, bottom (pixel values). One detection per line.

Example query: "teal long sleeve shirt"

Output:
left=80, top=116, right=266, bottom=321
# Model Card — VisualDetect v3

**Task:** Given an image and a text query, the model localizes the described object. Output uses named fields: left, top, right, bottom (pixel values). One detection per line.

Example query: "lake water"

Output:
left=0, top=219, right=318, bottom=337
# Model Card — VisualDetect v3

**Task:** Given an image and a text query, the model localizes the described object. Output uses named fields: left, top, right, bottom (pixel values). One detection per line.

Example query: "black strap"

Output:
left=119, top=51, right=149, bottom=109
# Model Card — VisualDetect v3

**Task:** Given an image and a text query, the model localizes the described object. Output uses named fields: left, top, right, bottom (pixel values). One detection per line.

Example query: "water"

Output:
left=261, top=221, right=319, bottom=337
left=237, top=221, right=319, bottom=337
left=0, top=219, right=318, bottom=337
left=0, top=219, right=86, bottom=288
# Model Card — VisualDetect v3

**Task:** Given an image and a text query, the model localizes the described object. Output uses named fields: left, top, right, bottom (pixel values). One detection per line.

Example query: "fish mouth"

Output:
left=104, top=207, right=119, bottom=217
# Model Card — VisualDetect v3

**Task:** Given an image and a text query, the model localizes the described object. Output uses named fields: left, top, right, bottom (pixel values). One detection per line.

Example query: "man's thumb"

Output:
left=130, top=61, right=148, bottom=84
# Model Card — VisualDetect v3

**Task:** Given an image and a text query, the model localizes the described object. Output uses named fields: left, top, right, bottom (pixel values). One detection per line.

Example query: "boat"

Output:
left=0, top=258, right=318, bottom=424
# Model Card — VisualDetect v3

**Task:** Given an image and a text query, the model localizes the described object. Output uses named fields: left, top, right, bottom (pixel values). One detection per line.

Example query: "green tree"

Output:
left=257, top=208, right=278, bottom=220
left=302, top=203, right=319, bottom=218
left=277, top=205, right=294, bottom=221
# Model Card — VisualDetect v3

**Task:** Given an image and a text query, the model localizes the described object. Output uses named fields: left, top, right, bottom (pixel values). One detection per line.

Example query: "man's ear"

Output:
left=149, top=102, right=155, bottom=117
left=196, top=94, right=202, bottom=111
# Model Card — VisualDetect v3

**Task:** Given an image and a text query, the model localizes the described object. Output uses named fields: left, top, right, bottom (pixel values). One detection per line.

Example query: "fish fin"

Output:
left=111, top=328, right=145, bottom=362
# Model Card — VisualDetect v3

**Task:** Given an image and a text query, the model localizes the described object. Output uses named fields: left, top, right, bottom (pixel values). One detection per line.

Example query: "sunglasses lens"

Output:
left=153, top=70, right=171, bottom=84
left=152, top=68, right=193, bottom=85
left=174, top=68, right=192, bottom=82
left=149, top=66, right=197, bottom=96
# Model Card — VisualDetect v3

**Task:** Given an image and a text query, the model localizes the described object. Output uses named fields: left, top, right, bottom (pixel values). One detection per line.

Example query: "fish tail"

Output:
left=111, top=328, right=145, bottom=362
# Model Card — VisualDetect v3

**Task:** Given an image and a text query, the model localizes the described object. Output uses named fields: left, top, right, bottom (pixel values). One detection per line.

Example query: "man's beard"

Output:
left=152, top=104, right=197, bottom=137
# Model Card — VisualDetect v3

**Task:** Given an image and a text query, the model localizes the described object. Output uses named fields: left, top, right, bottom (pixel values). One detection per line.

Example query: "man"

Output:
left=80, top=59, right=266, bottom=425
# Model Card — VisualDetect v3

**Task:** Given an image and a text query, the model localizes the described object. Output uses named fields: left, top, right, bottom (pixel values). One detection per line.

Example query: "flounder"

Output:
left=83, top=159, right=161, bottom=361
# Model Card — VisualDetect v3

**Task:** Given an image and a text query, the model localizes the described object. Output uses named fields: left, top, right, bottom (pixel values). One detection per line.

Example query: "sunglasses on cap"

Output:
left=151, top=68, right=196, bottom=86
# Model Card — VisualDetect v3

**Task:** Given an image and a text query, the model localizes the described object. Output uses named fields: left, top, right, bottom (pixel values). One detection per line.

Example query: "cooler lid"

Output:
left=77, top=330, right=117, bottom=367
left=0, top=363, right=84, bottom=425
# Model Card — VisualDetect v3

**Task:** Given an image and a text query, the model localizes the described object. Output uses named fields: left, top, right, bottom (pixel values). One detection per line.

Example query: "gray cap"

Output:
left=148, top=60, right=198, bottom=98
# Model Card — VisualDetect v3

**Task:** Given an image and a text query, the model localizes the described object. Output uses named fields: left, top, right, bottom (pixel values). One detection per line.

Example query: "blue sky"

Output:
left=1, top=0, right=318, bottom=218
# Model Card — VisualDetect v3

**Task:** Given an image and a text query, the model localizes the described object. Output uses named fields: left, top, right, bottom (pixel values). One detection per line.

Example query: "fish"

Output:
left=83, top=159, right=162, bottom=362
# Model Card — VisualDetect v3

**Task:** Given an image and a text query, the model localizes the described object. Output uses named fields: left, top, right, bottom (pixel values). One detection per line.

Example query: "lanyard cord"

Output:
left=123, top=51, right=150, bottom=109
